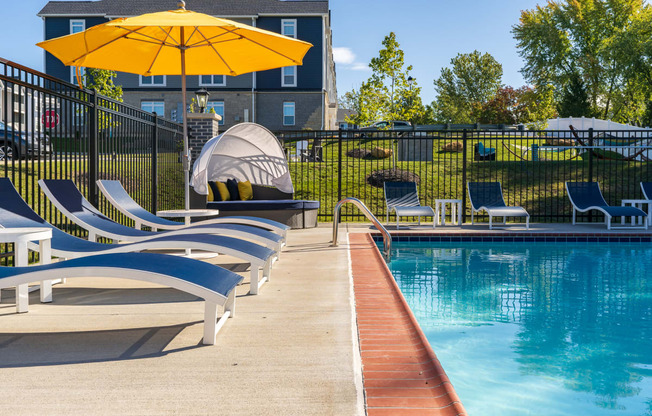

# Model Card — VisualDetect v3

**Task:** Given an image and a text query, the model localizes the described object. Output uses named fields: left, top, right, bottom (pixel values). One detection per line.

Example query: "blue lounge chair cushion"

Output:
left=0, top=252, right=243, bottom=297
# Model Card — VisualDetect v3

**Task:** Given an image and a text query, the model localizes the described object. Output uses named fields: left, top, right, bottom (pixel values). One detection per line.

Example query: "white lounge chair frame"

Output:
left=467, top=182, right=530, bottom=230
left=96, top=179, right=289, bottom=244
left=0, top=253, right=240, bottom=345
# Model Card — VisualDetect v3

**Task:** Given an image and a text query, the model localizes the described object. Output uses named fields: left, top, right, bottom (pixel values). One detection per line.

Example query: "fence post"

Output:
left=461, top=129, right=468, bottom=223
left=88, top=90, right=99, bottom=207
left=588, top=128, right=594, bottom=183
left=337, top=128, right=343, bottom=203
left=151, top=114, right=159, bottom=214
left=588, top=128, right=594, bottom=223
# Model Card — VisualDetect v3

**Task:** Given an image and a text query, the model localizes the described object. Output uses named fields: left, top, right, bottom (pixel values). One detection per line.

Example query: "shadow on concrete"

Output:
left=0, top=321, right=204, bottom=368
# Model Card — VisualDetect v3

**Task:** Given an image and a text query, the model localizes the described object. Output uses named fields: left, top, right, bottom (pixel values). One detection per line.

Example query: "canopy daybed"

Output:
left=190, top=123, right=319, bottom=228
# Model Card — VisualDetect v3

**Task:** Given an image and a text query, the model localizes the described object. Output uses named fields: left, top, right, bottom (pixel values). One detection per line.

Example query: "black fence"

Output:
left=276, top=128, right=652, bottom=223
left=0, top=58, right=183, bottom=250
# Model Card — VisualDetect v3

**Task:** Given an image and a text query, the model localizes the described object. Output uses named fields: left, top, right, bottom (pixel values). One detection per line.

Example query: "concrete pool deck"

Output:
left=0, top=227, right=363, bottom=416
left=1, top=222, right=650, bottom=415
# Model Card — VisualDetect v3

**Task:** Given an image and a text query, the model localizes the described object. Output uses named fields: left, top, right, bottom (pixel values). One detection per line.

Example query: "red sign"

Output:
left=42, top=110, right=59, bottom=128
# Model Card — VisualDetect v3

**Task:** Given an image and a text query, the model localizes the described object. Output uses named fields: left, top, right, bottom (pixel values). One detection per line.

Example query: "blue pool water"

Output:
left=383, top=242, right=652, bottom=416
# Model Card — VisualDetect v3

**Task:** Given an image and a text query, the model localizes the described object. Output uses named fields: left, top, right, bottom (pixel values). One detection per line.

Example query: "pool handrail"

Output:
left=332, top=197, right=391, bottom=260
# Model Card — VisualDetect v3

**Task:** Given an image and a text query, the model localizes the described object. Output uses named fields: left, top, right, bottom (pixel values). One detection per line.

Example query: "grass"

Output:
left=287, top=136, right=650, bottom=222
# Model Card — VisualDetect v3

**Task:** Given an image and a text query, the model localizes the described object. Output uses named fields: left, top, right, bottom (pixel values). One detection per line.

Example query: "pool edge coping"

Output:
left=350, top=232, right=468, bottom=416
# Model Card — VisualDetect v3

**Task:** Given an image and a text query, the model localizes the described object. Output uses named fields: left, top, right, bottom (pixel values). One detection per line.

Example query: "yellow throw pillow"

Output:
left=207, top=184, right=214, bottom=202
left=216, top=182, right=230, bottom=201
left=238, top=180, right=254, bottom=201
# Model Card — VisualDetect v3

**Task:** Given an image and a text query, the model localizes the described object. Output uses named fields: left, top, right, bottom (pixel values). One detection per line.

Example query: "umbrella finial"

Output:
left=177, top=0, right=186, bottom=10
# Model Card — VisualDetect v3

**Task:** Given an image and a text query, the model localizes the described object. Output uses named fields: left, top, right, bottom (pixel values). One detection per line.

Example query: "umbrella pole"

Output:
left=181, top=34, right=190, bottom=211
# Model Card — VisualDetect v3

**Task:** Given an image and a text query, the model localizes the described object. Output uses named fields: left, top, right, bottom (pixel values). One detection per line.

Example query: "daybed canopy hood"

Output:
left=191, top=123, right=294, bottom=195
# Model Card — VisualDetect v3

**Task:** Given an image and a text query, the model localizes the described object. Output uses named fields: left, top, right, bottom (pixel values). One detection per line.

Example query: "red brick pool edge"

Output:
left=349, top=233, right=467, bottom=416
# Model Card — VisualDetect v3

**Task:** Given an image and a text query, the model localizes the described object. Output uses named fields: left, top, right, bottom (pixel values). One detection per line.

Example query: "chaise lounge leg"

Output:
left=249, top=268, right=260, bottom=295
left=40, top=239, right=52, bottom=303
left=203, top=301, right=219, bottom=345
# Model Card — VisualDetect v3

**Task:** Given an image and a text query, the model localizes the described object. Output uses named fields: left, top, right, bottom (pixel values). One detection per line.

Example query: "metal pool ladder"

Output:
left=332, top=197, right=392, bottom=260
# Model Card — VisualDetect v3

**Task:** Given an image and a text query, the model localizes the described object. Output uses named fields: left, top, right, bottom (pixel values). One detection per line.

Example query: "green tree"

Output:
left=83, top=68, right=123, bottom=101
left=342, top=32, right=424, bottom=126
left=431, top=50, right=503, bottom=123
left=513, top=0, right=652, bottom=122
left=83, top=68, right=123, bottom=130
left=557, top=74, right=592, bottom=118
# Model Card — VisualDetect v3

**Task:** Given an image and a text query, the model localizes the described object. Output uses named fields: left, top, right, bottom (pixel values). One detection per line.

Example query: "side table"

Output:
left=156, top=209, right=220, bottom=256
left=435, top=199, right=462, bottom=226
left=621, top=199, right=652, bottom=226
left=0, top=227, right=52, bottom=313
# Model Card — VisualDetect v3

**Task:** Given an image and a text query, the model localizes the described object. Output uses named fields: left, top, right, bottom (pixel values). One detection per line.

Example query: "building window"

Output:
left=282, top=66, right=296, bottom=87
left=207, top=101, right=225, bottom=125
left=139, top=75, right=166, bottom=86
left=199, top=75, right=226, bottom=86
left=141, top=101, right=165, bottom=116
left=283, top=102, right=295, bottom=126
left=70, top=20, right=85, bottom=34
left=70, top=66, right=86, bottom=85
left=69, top=21, right=86, bottom=85
left=281, top=19, right=297, bottom=38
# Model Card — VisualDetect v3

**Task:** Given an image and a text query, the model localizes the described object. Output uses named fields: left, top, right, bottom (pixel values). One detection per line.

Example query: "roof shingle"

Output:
left=38, top=0, right=329, bottom=17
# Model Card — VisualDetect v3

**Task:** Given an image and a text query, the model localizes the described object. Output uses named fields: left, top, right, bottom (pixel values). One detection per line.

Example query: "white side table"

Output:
left=621, top=199, right=652, bottom=226
left=156, top=209, right=220, bottom=226
left=156, top=209, right=220, bottom=256
left=0, top=227, right=52, bottom=313
left=435, top=199, right=462, bottom=226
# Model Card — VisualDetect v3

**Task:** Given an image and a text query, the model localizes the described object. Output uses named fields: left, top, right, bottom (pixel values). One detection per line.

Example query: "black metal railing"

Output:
left=277, top=128, right=652, bottom=223
left=0, top=58, right=183, bottom=261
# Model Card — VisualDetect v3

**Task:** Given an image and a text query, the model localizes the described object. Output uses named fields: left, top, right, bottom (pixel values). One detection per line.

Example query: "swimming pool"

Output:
left=383, top=240, right=652, bottom=416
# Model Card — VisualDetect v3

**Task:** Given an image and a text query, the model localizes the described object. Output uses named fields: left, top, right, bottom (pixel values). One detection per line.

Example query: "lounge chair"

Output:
left=474, top=142, right=496, bottom=161
left=384, top=181, right=435, bottom=229
left=39, top=179, right=283, bottom=256
left=565, top=182, right=648, bottom=230
left=641, top=182, right=652, bottom=200
left=0, top=178, right=273, bottom=294
left=467, top=182, right=530, bottom=229
left=0, top=252, right=241, bottom=345
left=96, top=179, right=289, bottom=244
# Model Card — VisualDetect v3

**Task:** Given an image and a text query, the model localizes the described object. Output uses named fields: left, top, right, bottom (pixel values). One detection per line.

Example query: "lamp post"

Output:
left=407, top=76, right=415, bottom=124
left=195, top=88, right=210, bottom=113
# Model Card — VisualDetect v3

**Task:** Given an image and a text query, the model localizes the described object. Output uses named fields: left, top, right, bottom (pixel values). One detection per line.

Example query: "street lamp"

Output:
left=195, top=88, right=210, bottom=113
left=407, top=76, right=415, bottom=124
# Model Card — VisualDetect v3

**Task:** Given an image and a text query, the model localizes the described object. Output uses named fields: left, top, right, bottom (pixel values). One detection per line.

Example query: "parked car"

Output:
left=358, top=120, right=413, bottom=137
left=0, top=121, right=53, bottom=161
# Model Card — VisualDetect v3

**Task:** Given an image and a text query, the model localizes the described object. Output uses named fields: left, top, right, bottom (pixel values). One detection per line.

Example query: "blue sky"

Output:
left=1, top=0, right=542, bottom=104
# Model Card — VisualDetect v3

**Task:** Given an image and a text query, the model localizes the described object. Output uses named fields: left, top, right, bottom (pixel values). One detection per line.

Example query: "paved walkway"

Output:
left=0, top=227, right=363, bottom=416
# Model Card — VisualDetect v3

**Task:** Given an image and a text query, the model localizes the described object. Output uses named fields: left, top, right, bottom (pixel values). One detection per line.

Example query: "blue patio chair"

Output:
left=384, top=181, right=435, bottom=228
left=565, top=182, right=648, bottom=230
left=467, top=182, right=529, bottom=229
left=0, top=252, right=242, bottom=345
left=0, top=178, right=273, bottom=295
left=474, top=142, right=496, bottom=161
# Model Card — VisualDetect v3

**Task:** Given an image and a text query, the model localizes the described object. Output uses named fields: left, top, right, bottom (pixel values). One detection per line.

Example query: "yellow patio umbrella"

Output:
left=37, top=0, right=312, bottom=210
